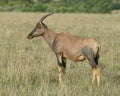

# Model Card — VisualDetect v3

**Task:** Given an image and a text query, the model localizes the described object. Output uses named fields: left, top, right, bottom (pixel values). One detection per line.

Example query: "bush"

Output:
left=0, top=0, right=114, bottom=13
left=90, top=0, right=112, bottom=13
left=112, top=3, right=120, bottom=10
left=77, top=2, right=89, bottom=12
left=31, top=4, right=47, bottom=12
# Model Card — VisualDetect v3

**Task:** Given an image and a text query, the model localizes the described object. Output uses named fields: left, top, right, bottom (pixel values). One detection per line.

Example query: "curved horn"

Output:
left=39, top=12, right=54, bottom=25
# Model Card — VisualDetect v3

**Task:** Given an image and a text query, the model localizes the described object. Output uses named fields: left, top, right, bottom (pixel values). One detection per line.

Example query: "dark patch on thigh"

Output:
left=81, top=46, right=94, bottom=56
left=81, top=46, right=97, bottom=68
left=94, top=54, right=99, bottom=65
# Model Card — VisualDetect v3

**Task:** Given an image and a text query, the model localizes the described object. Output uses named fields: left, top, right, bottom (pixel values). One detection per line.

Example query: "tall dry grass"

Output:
left=0, top=12, right=120, bottom=96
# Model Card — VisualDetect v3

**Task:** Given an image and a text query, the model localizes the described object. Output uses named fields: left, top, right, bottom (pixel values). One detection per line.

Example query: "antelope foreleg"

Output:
left=56, top=54, right=66, bottom=83
left=58, top=65, right=65, bottom=83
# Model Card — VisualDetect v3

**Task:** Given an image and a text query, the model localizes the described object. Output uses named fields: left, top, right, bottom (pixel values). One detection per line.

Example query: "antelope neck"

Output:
left=42, top=29, right=57, bottom=48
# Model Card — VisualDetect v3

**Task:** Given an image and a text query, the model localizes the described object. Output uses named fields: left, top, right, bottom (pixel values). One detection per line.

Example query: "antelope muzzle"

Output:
left=27, top=31, right=34, bottom=39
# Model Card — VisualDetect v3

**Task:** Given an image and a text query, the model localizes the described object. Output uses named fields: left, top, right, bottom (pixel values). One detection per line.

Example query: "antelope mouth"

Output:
left=27, top=35, right=33, bottom=39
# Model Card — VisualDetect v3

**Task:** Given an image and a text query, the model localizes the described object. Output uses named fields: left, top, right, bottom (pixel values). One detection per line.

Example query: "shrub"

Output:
left=0, top=0, right=114, bottom=13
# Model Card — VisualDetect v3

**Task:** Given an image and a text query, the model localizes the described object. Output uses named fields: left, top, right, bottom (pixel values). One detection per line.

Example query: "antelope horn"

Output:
left=39, top=12, right=54, bottom=25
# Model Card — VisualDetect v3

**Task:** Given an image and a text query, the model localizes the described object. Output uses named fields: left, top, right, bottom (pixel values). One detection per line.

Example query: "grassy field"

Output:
left=0, top=12, right=120, bottom=96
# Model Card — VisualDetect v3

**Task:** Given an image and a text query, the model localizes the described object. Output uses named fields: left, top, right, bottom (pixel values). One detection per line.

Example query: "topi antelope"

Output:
left=27, top=13, right=101, bottom=86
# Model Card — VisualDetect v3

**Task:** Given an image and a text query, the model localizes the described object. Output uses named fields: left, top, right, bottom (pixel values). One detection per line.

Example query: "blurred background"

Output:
left=0, top=0, right=120, bottom=13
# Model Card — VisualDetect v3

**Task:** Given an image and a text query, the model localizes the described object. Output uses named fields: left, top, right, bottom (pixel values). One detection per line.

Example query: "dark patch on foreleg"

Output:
left=56, top=54, right=62, bottom=66
left=56, top=54, right=66, bottom=68
left=56, top=54, right=66, bottom=83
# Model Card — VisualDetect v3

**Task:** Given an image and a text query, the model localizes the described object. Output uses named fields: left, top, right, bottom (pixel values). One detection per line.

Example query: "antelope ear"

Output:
left=40, top=22, right=48, bottom=28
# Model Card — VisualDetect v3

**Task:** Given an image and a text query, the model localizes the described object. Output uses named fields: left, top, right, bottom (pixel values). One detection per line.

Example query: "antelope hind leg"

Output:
left=92, top=66, right=100, bottom=86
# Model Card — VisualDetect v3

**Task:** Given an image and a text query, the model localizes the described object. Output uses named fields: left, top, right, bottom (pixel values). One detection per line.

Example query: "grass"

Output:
left=0, top=12, right=120, bottom=96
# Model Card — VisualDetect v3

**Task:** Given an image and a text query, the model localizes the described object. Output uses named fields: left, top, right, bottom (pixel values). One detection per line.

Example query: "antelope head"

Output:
left=27, top=13, right=53, bottom=39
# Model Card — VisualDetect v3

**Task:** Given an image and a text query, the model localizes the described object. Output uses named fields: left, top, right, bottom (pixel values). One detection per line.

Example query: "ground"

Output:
left=0, top=12, right=120, bottom=96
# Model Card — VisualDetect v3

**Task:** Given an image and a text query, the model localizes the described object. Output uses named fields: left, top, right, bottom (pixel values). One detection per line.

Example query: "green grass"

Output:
left=0, top=12, right=120, bottom=96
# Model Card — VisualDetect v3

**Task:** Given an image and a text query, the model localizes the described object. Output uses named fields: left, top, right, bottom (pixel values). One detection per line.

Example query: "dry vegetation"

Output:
left=0, top=12, right=120, bottom=96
